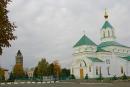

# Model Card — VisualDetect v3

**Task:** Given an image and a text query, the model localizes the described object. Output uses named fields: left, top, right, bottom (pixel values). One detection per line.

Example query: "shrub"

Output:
left=85, top=74, right=88, bottom=80
left=96, top=73, right=103, bottom=80
left=121, top=73, right=127, bottom=80
left=111, top=75, right=117, bottom=80
left=69, top=74, right=75, bottom=79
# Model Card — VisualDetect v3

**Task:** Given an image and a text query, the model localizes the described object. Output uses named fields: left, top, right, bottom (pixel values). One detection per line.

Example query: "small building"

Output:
left=26, top=68, right=34, bottom=79
left=0, top=68, right=9, bottom=80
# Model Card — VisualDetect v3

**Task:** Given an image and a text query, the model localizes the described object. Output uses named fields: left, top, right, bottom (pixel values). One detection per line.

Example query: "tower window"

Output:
left=103, top=31, right=105, bottom=38
left=108, top=30, right=110, bottom=37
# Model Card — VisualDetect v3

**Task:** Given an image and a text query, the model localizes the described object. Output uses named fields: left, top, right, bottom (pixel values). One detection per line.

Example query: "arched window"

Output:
left=121, top=66, right=123, bottom=74
left=96, top=66, right=98, bottom=75
left=72, top=68, right=74, bottom=74
left=99, top=67, right=102, bottom=75
left=89, top=65, right=91, bottom=72
left=107, top=67, right=110, bottom=75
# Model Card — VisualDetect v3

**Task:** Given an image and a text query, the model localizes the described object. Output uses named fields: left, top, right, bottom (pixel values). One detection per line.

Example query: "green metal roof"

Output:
left=121, top=56, right=130, bottom=61
left=102, top=21, right=113, bottom=29
left=73, top=35, right=97, bottom=47
left=98, top=41, right=129, bottom=48
left=96, top=47, right=110, bottom=52
left=87, top=57, right=103, bottom=62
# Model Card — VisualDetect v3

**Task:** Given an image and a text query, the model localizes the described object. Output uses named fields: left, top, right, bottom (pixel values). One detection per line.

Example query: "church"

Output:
left=70, top=10, right=130, bottom=79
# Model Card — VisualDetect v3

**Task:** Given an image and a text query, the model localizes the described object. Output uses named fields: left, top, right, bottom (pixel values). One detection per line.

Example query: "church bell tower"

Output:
left=100, top=9, right=116, bottom=42
left=16, top=50, right=23, bottom=66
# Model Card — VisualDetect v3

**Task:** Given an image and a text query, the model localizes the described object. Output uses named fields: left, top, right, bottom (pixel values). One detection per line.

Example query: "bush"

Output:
left=69, top=74, right=75, bottom=79
left=85, top=74, right=88, bottom=80
left=121, top=73, right=127, bottom=80
left=96, top=73, right=103, bottom=80
left=111, top=75, right=117, bottom=80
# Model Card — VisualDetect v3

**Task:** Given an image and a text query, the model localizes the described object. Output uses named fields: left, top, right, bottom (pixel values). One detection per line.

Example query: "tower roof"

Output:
left=102, top=21, right=113, bottom=29
left=17, top=50, right=22, bottom=55
left=87, top=57, right=103, bottom=62
left=98, top=41, right=129, bottom=48
left=102, top=9, right=113, bottom=29
left=73, top=35, right=97, bottom=48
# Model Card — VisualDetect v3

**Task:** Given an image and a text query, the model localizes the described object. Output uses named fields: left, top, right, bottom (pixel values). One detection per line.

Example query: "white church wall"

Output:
left=102, top=46, right=130, bottom=57
left=109, top=54, right=128, bottom=77
left=74, top=45, right=97, bottom=54
left=127, top=62, right=130, bottom=76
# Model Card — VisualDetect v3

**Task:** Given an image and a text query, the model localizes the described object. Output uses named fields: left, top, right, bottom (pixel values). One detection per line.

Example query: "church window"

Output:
left=107, top=67, right=110, bottom=75
left=106, top=59, right=110, bottom=64
left=80, top=63, right=82, bottom=67
left=99, top=67, right=102, bottom=75
left=103, top=31, right=105, bottom=38
left=72, top=68, right=74, bottom=74
left=121, top=66, right=123, bottom=74
left=108, top=30, right=110, bottom=37
left=113, top=49, right=114, bottom=52
left=96, top=66, right=98, bottom=75
left=89, top=65, right=91, bottom=72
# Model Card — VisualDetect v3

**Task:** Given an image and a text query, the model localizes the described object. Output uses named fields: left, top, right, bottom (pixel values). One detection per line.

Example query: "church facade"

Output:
left=71, top=11, right=130, bottom=79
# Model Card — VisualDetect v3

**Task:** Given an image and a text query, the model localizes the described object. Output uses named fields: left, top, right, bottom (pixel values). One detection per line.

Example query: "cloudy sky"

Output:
left=1, top=0, right=130, bottom=70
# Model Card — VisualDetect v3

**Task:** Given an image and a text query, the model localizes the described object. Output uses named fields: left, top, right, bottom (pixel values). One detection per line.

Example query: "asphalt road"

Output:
left=0, top=82, right=130, bottom=87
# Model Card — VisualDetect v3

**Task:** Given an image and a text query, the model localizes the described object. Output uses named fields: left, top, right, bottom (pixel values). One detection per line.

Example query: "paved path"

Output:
left=0, top=81, right=130, bottom=87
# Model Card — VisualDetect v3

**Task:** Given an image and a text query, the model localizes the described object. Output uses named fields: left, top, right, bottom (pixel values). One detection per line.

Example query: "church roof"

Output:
left=73, top=35, right=97, bottom=48
left=121, top=56, right=130, bottom=61
left=102, top=21, right=113, bottom=29
left=88, top=57, right=103, bottom=62
left=98, top=41, right=129, bottom=48
left=96, top=47, right=110, bottom=52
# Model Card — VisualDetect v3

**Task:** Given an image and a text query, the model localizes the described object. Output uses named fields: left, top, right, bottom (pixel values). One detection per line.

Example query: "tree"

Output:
left=53, top=60, right=61, bottom=79
left=0, top=0, right=16, bottom=55
left=33, top=66, right=38, bottom=78
left=0, top=68, right=5, bottom=80
left=12, top=64, right=25, bottom=79
left=8, top=72, right=14, bottom=81
left=47, top=63, right=54, bottom=76
left=60, top=68, right=70, bottom=80
left=34, top=58, right=49, bottom=78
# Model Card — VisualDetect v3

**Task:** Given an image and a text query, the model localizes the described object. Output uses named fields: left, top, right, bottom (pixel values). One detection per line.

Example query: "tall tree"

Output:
left=37, top=58, right=49, bottom=77
left=13, top=64, right=25, bottom=79
left=0, top=0, right=16, bottom=55
left=33, top=66, right=38, bottom=78
left=47, top=63, right=54, bottom=76
left=60, top=68, right=70, bottom=80
left=53, top=60, right=61, bottom=78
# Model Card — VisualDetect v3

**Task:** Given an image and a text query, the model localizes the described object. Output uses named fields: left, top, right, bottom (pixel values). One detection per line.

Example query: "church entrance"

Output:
left=80, top=68, right=84, bottom=79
